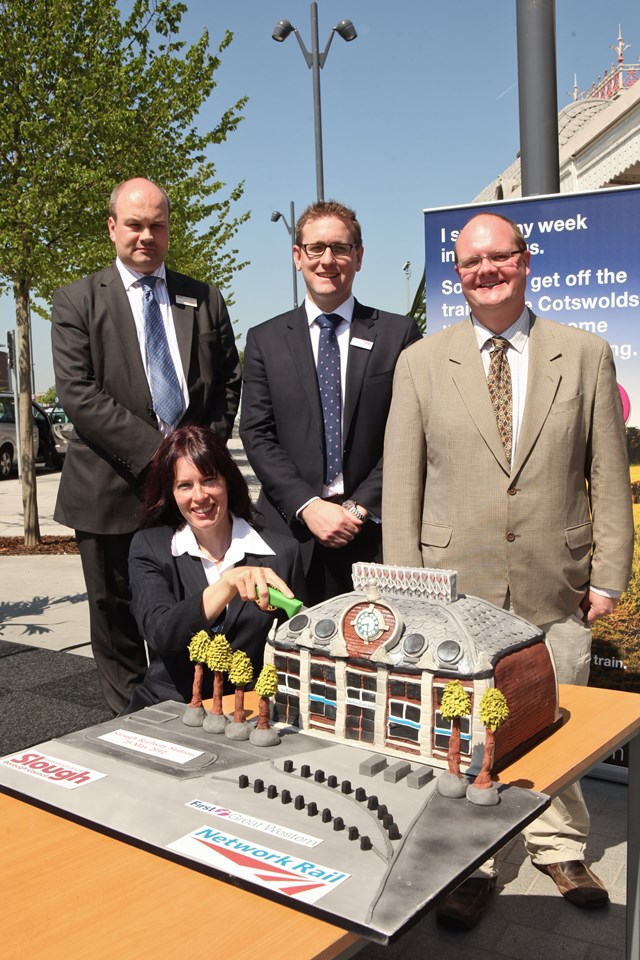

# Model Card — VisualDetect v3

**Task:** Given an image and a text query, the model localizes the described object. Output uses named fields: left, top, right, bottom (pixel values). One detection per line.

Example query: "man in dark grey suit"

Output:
left=52, top=177, right=241, bottom=713
left=240, top=200, right=421, bottom=604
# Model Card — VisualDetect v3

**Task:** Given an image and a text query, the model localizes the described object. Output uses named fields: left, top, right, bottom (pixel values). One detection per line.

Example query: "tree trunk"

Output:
left=447, top=717, right=461, bottom=777
left=474, top=729, right=495, bottom=789
left=233, top=686, right=245, bottom=723
left=211, top=671, right=224, bottom=715
left=15, top=283, right=40, bottom=546
left=257, top=695, right=270, bottom=730
left=189, top=663, right=203, bottom=709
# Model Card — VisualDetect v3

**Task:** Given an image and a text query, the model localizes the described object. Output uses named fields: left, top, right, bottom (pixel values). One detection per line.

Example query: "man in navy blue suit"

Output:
left=240, top=200, right=421, bottom=604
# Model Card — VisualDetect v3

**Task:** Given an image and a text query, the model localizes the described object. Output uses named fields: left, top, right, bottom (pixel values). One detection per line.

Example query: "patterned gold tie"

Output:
left=487, top=336, right=512, bottom=463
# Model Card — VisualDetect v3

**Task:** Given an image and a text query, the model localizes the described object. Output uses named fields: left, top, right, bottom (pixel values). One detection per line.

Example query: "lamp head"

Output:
left=271, top=211, right=283, bottom=223
left=272, top=19, right=294, bottom=42
left=335, top=19, right=357, bottom=42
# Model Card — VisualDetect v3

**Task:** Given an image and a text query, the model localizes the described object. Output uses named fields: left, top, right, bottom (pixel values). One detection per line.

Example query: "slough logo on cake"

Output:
left=0, top=751, right=106, bottom=788
left=169, top=827, right=350, bottom=904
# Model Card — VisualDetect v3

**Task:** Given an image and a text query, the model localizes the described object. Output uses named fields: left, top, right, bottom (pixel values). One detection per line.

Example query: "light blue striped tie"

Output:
left=140, top=276, right=184, bottom=426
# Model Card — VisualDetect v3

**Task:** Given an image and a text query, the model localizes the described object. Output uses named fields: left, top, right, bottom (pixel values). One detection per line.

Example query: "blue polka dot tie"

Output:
left=140, top=276, right=185, bottom=427
left=316, top=313, right=342, bottom=484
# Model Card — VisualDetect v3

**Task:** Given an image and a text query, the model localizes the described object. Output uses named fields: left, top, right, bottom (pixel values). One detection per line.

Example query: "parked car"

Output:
left=0, top=393, right=63, bottom=479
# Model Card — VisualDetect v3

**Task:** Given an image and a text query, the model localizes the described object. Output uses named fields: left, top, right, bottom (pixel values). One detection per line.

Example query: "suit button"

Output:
left=507, top=487, right=517, bottom=496
left=506, top=532, right=516, bottom=542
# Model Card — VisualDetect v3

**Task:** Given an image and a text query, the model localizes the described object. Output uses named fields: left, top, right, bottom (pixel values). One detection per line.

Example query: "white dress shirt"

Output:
left=115, top=258, right=189, bottom=435
left=297, top=295, right=355, bottom=512
left=171, top=514, right=275, bottom=585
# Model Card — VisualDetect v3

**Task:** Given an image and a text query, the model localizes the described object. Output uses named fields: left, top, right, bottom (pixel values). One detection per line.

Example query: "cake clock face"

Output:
left=352, top=605, right=386, bottom=642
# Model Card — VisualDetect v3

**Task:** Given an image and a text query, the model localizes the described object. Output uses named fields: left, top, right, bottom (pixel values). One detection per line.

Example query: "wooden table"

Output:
left=1, top=684, right=639, bottom=960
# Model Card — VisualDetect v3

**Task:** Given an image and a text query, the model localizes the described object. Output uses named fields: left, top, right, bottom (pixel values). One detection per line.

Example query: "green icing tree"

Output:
left=440, top=680, right=472, bottom=778
left=206, top=633, right=233, bottom=717
left=228, top=650, right=253, bottom=724
left=254, top=664, right=279, bottom=731
left=0, top=0, right=248, bottom=544
left=187, top=630, right=212, bottom=711
left=475, top=687, right=510, bottom=789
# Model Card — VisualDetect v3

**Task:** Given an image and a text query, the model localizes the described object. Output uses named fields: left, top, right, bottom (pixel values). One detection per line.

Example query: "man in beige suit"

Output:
left=382, top=212, right=634, bottom=929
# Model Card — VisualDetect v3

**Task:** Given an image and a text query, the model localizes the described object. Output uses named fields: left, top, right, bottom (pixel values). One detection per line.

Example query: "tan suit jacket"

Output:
left=382, top=312, right=634, bottom=625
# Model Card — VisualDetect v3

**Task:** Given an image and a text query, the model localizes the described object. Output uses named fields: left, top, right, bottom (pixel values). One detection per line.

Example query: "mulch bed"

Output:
left=0, top=535, right=79, bottom=556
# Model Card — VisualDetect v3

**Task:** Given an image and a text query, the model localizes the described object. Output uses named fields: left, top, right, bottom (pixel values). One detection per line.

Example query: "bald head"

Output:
left=107, top=178, right=170, bottom=275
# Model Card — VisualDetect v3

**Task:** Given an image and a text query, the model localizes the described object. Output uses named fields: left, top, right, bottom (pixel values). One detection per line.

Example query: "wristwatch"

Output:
left=342, top=499, right=366, bottom=521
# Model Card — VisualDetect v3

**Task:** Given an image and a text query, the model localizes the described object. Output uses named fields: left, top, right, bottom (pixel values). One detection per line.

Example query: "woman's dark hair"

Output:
left=138, top=425, right=260, bottom=530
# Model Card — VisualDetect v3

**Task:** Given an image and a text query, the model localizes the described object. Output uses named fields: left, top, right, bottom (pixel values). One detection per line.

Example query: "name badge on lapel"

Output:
left=176, top=295, right=198, bottom=308
left=351, top=337, right=373, bottom=351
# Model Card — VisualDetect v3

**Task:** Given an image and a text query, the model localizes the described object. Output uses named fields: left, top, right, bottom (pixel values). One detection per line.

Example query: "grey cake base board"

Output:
left=0, top=700, right=550, bottom=944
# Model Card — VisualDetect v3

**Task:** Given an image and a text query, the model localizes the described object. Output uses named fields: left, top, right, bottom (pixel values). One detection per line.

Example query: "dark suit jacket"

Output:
left=127, top=526, right=305, bottom=708
left=52, top=263, right=241, bottom=534
left=239, top=300, right=422, bottom=568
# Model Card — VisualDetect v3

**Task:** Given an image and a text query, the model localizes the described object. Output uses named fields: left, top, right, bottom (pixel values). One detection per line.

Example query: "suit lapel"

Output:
left=166, top=269, right=195, bottom=379
left=100, top=265, right=152, bottom=408
left=344, top=301, right=376, bottom=442
left=285, top=307, right=324, bottom=428
left=449, top=319, right=511, bottom=473
left=511, top=313, right=562, bottom=477
left=175, top=551, right=208, bottom=597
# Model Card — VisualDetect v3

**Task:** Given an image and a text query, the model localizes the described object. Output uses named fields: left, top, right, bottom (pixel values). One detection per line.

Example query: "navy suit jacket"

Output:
left=239, top=300, right=421, bottom=569
left=127, top=526, right=305, bottom=709
left=52, top=263, right=241, bottom=534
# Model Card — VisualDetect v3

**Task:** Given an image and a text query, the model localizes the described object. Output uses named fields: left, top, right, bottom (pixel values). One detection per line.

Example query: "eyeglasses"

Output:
left=300, top=242, right=358, bottom=260
left=456, top=249, right=525, bottom=272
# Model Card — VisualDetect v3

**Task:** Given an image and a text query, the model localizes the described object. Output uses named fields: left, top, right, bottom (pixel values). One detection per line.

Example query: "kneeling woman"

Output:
left=125, top=425, right=305, bottom=713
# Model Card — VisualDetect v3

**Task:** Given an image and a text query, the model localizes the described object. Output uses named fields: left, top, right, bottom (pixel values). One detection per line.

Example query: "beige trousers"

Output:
left=476, top=610, right=593, bottom=878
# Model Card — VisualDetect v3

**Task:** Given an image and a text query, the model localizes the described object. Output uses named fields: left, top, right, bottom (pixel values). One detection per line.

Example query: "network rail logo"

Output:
left=169, top=826, right=350, bottom=904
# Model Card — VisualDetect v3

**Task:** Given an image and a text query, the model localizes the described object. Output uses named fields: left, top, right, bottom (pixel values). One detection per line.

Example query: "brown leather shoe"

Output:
left=535, top=860, right=609, bottom=907
left=436, top=876, right=497, bottom=930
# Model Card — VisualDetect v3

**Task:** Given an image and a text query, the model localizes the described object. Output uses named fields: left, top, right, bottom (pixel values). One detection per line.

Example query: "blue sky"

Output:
left=2, top=0, right=640, bottom=392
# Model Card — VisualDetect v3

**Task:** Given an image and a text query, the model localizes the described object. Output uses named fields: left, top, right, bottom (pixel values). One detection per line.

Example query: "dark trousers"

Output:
left=77, top=531, right=148, bottom=714
left=305, top=520, right=382, bottom=606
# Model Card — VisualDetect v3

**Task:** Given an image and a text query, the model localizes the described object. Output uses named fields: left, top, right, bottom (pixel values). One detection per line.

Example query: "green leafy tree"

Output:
left=228, top=649, right=253, bottom=724
left=254, top=664, right=279, bottom=731
left=37, top=387, right=58, bottom=406
left=206, top=632, right=233, bottom=717
left=0, top=0, right=248, bottom=543
left=475, top=687, right=510, bottom=789
left=187, top=630, right=212, bottom=711
left=440, top=680, right=472, bottom=778
left=409, top=271, right=426, bottom=333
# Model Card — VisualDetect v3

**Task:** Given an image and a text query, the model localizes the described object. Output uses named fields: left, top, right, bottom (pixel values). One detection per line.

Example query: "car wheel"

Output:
left=0, top=444, right=13, bottom=480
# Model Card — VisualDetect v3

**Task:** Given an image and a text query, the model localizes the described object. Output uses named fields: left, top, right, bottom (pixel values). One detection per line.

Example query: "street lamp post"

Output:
left=271, top=202, right=298, bottom=309
left=272, top=2, right=357, bottom=200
